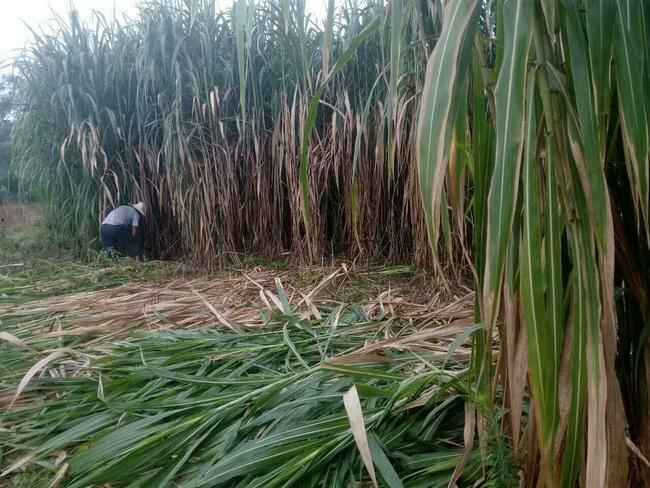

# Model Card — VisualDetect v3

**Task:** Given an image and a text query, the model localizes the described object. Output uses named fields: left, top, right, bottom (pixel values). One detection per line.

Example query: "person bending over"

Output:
left=100, top=202, right=146, bottom=261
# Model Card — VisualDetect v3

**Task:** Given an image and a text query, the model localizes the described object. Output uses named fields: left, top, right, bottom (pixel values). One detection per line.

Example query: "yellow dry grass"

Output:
left=1, top=264, right=474, bottom=350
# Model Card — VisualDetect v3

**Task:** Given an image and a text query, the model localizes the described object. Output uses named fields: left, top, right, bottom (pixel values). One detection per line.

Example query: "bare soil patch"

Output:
left=0, top=203, right=40, bottom=229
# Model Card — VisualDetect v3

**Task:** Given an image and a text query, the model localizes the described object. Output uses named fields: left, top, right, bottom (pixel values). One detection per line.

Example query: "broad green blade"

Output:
left=416, top=0, right=479, bottom=262
left=482, top=0, right=534, bottom=327
left=614, top=0, right=649, bottom=236
left=565, top=0, right=608, bottom=243
left=585, top=0, right=616, bottom=129
left=520, top=69, right=556, bottom=451
left=386, top=0, right=404, bottom=182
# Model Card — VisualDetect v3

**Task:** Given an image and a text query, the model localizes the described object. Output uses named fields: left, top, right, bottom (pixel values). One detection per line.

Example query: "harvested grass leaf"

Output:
left=9, top=350, right=70, bottom=409
left=344, top=384, right=378, bottom=487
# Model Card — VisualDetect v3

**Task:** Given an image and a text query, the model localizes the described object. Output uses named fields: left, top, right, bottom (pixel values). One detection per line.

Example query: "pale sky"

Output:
left=1, top=0, right=327, bottom=70
left=1, top=1, right=139, bottom=68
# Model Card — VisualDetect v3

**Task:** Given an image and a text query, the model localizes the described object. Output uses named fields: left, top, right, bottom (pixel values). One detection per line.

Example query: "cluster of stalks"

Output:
left=12, top=0, right=468, bottom=271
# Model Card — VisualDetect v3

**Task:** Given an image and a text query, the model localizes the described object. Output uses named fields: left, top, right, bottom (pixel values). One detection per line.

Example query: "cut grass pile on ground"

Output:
left=2, top=314, right=480, bottom=487
left=0, top=257, right=507, bottom=487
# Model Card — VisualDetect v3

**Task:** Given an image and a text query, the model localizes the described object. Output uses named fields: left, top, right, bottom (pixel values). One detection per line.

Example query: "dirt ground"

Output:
left=0, top=202, right=40, bottom=229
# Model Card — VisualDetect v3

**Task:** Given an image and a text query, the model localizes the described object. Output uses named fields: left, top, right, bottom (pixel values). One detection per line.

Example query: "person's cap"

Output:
left=132, top=202, right=146, bottom=215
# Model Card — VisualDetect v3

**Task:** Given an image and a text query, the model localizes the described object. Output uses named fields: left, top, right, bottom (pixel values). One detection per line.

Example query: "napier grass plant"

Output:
left=11, top=0, right=462, bottom=269
left=417, top=0, right=650, bottom=486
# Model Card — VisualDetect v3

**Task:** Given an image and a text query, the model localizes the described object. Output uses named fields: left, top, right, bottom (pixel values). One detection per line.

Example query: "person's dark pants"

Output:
left=100, top=224, right=144, bottom=259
